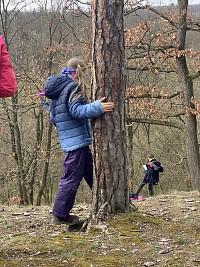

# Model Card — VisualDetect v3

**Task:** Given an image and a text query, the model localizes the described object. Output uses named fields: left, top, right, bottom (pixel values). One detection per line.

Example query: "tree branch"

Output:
left=126, top=116, right=184, bottom=130
left=127, top=91, right=182, bottom=99
left=124, top=5, right=177, bottom=27
left=191, top=71, right=200, bottom=80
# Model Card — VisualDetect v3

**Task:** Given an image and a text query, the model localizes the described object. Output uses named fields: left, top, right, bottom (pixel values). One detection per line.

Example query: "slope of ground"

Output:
left=0, top=190, right=199, bottom=267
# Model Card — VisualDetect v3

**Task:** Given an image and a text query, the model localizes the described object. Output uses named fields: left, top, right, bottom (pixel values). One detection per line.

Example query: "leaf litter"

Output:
left=0, top=190, right=199, bottom=267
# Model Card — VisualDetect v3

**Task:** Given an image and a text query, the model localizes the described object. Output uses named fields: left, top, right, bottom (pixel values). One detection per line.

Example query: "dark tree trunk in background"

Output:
left=176, top=0, right=200, bottom=191
left=91, top=0, right=129, bottom=223
left=12, top=95, right=29, bottom=205
left=36, top=123, right=52, bottom=206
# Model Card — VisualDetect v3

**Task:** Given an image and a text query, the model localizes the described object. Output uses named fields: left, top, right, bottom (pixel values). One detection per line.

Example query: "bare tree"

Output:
left=175, top=0, right=200, bottom=189
left=124, top=0, right=200, bottom=191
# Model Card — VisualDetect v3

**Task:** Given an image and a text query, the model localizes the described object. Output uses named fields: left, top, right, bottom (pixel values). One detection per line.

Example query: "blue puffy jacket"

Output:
left=44, top=75, right=104, bottom=152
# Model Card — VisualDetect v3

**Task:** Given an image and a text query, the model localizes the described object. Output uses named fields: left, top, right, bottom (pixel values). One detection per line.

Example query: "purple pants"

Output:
left=52, top=146, right=93, bottom=218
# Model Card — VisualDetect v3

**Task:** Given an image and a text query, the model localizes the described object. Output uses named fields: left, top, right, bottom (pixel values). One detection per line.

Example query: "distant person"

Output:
left=130, top=153, right=164, bottom=200
left=43, top=57, right=114, bottom=225
left=0, top=35, right=17, bottom=98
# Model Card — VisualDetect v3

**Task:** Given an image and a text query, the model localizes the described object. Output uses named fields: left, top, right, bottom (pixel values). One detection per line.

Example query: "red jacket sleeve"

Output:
left=0, top=36, right=17, bottom=98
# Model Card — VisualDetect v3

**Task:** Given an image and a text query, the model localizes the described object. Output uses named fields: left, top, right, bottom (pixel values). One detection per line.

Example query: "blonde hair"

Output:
left=66, top=58, right=88, bottom=101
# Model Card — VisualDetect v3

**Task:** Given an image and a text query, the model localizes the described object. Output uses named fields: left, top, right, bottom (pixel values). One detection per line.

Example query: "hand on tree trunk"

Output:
left=99, top=97, right=114, bottom=112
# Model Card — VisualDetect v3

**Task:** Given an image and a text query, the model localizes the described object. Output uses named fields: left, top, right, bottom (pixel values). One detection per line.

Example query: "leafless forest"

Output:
left=0, top=0, right=200, bottom=205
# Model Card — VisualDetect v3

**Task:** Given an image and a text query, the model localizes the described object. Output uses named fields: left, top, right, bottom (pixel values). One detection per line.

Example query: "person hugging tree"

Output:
left=43, top=57, right=114, bottom=225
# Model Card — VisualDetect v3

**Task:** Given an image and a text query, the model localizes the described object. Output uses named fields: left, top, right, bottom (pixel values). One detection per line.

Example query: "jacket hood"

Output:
left=44, top=75, right=75, bottom=100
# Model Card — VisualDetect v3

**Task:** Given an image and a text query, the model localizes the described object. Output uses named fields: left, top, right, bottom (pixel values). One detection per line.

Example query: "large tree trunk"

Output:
left=176, top=0, right=200, bottom=190
left=91, top=0, right=129, bottom=223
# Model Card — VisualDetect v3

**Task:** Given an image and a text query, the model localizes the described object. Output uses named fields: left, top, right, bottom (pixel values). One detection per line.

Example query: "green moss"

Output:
left=60, top=252, right=69, bottom=260
left=75, top=240, right=87, bottom=246
left=108, top=211, right=162, bottom=235
left=89, top=244, right=100, bottom=249
left=177, top=237, right=186, bottom=245
left=0, top=259, right=66, bottom=267
left=5, top=223, right=14, bottom=228
left=71, top=249, right=79, bottom=256
left=7, top=234, right=30, bottom=243
left=0, top=218, right=5, bottom=223
left=52, top=246, right=67, bottom=254
left=0, top=260, right=18, bottom=266
left=88, top=227, right=103, bottom=234
left=84, top=254, right=137, bottom=267
left=163, top=253, right=196, bottom=267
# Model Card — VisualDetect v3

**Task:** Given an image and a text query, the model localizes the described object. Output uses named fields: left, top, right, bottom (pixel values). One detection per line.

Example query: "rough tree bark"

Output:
left=36, top=123, right=52, bottom=206
left=91, top=0, right=130, bottom=223
left=176, top=0, right=200, bottom=190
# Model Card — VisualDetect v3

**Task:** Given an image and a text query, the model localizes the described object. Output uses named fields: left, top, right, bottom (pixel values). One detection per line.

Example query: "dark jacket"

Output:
left=143, top=159, right=164, bottom=185
left=44, top=75, right=104, bottom=152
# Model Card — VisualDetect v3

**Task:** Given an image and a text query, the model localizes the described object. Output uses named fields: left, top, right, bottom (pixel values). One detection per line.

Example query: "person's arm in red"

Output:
left=0, top=36, right=17, bottom=98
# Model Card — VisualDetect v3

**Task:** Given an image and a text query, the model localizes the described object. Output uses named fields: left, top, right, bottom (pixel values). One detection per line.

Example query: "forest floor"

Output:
left=0, top=190, right=199, bottom=267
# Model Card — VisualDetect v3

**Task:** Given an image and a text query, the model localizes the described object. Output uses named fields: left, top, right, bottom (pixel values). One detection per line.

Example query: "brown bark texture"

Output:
left=176, top=0, right=200, bottom=190
left=91, top=0, right=129, bottom=222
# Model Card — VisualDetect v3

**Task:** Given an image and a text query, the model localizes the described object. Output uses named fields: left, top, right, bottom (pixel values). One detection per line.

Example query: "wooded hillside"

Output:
left=0, top=0, right=199, bottom=205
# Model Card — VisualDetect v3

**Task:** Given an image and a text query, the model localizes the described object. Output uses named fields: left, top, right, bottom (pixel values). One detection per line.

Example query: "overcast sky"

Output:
left=3, top=0, right=200, bottom=11
left=150, top=0, right=200, bottom=5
